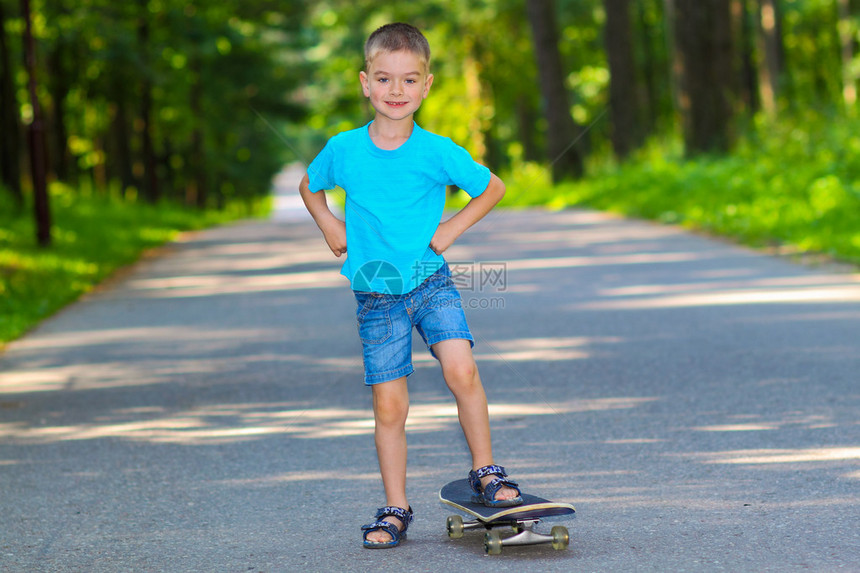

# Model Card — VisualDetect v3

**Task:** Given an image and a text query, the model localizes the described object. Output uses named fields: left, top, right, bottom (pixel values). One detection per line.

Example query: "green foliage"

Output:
left=0, top=185, right=268, bottom=345
left=3, top=0, right=308, bottom=206
left=501, top=112, right=860, bottom=265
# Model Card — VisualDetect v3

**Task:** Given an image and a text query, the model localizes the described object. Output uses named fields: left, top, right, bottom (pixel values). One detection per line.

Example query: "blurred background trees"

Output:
left=1, top=0, right=859, bottom=243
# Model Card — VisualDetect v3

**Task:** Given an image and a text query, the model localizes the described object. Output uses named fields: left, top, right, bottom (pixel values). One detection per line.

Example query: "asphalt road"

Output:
left=2, top=167, right=859, bottom=572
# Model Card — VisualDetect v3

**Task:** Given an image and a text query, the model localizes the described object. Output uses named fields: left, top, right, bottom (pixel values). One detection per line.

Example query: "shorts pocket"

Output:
left=356, top=295, right=393, bottom=345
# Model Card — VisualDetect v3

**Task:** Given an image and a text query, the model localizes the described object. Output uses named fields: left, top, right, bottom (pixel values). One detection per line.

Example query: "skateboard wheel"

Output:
left=551, top=525, right=569, bottom=550
left=484, top=530, right=503, bottom=555
left=446, top=515, right=464, bottom=539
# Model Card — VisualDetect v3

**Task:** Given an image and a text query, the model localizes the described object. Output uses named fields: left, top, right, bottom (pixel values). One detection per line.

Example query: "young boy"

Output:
left=299, top=22, right=522, bottom=549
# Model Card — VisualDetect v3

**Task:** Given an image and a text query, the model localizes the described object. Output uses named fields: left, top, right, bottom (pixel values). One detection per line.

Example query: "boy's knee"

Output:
left=442, top=358, right=478, bottom=387
left=373, top=388, right=409, bottom=426
left=375, top=404, right=409, bottom=428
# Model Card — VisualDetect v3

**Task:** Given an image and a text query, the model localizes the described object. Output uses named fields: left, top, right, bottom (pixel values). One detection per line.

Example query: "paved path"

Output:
left=1, top=168, right=859, bottom=572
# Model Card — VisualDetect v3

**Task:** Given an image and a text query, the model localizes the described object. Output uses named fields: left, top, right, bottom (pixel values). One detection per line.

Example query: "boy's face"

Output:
left=360, top=49, right=433, bottom=123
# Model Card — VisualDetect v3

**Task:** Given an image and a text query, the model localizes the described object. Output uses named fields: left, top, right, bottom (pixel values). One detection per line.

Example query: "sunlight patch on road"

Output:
left=679, top=447, right=860, bottom=466
left=4, top=327, right=284, bottom=352
left=691, top=414, right=839, bottom=434
left=504, top=251, right=703, bottom=273
left=0, top=324, right=355, bottom=394
left=0, top=356, right=253, bottom=394
left=125, top=268, right=346, bottom=298
left=213, top=469, right=436, bottom=488
left=704, top=448, right=860, bottom=465
left=581, top=274, right=860, bottom=310
left=0, top=398, right=655, bottom=445
left=148, top=240, right=336, bottom=274
left=693, top=424, right=780, bottom=432
left=474, top=336, right=620, bottom=362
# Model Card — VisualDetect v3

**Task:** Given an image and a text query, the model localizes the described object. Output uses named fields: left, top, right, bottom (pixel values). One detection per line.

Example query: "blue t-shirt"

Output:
left=307, top=122, right=491, bottom=294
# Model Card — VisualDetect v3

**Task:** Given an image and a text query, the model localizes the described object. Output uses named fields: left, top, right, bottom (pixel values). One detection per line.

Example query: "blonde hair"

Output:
left=364, top=23, right=431, bottom=71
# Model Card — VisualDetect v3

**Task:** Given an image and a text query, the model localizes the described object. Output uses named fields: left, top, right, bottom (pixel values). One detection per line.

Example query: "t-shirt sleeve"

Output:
left=442, top=140, right=492, bottom=198
left=307, top=139, right=337, bottom=193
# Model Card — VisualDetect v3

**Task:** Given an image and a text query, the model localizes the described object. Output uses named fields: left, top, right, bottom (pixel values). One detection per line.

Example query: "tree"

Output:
left=0, top=0, right=22, bottom=205
left=136, top=0, right=159, bottom=204
left=526, top=0, right=586, bottom=181
left=604, top=0, right=644, bottom=159
left=756, top=0, right=784, bottom=117
left=735, top=0, right=759, bottom=115
left=21, top=0, right=50, bottom=246
left=837, top=0, right=857, bottom=109
left=672, top=0, right=736, bottom=155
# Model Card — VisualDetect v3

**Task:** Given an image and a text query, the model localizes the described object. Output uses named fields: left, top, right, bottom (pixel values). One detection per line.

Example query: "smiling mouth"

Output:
left=386, top=101, right=407, bottom=107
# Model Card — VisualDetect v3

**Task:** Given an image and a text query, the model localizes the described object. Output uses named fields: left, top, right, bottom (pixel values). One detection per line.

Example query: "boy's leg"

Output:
left=432, top=338, right=519, bottom=502
left=366, top=376, right=410, bottom=543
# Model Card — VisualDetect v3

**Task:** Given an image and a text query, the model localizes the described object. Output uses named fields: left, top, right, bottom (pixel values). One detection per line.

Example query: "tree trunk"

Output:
left=756, top=0, right=784, bottom=117
left=48, top=40, right=71, bottom=182
left=838, top=0, right=856, bottom=109
left=110, top=78, right=137, bottom=198
left=604, top=0, right=643, bottom=159
left=137, top=0, right=159, bottom=203
left=636, top=0, right=660, bottom=135
left=665, top=0, right=682, bottom=120
left=735, top=0, right=759, bottom=114
left=0, top=0, right=22, bottom=205
left=21, top=0, right=50, bottom=246
left=189, top=52, right=207, bottom=208
left=672, top=0, right=736, bottom=155
left=525, top=0, right=585, bottom=182
left=515, top=94, right=541, bottom=162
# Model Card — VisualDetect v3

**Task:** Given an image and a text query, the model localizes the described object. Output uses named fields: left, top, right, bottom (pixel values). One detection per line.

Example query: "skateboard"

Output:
left=439, top=478, right=575, bottom=555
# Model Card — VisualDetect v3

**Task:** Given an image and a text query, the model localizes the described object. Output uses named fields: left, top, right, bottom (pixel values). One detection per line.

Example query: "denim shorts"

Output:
left=354, top=263, right=474, bottom=385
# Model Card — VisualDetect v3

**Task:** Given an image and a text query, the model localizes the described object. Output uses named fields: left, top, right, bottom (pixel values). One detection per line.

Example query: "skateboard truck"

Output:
left=445, top=515, right=570, bottom=555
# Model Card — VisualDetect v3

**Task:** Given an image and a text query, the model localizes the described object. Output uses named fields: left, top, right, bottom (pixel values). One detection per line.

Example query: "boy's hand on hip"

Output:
left=322, top=218, right=348, bottom=257
left=430, top=221, right=458, bottom=255
left=429, top=173, right=505, bottom=256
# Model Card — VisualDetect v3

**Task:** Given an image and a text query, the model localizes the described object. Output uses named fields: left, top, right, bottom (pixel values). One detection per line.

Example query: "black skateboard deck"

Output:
left=439, top=479, right=575, bottom=554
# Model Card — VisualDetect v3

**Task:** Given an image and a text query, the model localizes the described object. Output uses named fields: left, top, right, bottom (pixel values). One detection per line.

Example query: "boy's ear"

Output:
left=359, top=70, right=370, bottom=97
left=423, top=73, right=434, bottom=99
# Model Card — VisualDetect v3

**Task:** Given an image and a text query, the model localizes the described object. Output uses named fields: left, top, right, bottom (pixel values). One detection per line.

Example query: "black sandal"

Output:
left=468, top=465, right=523, bottom=508
left=361, top=506, right=413, bottom=548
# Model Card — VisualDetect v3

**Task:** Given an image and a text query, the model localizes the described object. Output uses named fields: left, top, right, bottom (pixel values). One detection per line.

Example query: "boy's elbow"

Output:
left=491, top=174, right=506, bottom=203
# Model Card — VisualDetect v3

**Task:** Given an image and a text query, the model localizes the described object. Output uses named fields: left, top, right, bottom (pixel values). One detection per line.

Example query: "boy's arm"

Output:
left=299, top=173, right=347, bottom=257
left=430, top=172, right=505, bottom=255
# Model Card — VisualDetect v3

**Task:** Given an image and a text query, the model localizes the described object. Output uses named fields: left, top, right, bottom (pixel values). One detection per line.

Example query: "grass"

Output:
left=499, top=111, right=860, bottom=267
left=0, top=184, right=269, bottom=345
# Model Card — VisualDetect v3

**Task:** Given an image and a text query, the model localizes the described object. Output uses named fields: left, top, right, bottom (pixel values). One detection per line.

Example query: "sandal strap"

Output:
left=361, top=521, right=403, bottom=545
left=373, top=505, right=413, bottom=526
left=474, top=464, right=508, bottom=480
left=468, top=464, right=510, bottom=494
left=481, top=476, right=520, bottom=500
left=362, top=520, right=402, bottom=534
